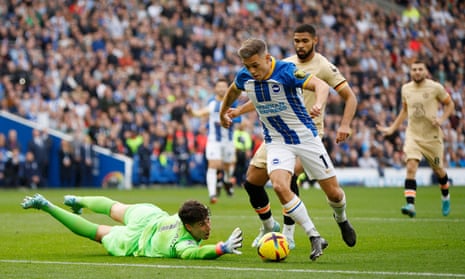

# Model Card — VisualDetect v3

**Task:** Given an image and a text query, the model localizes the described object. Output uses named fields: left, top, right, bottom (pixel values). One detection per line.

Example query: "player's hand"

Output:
left=220, top=113, right=233, bottom=128
left=376, top=124, right=393, bottom=136
left=219, top=227, right=243, bottom=254
left=431, top=116, right=441, bottom=127
left=310, top=104, right=322, bottom=117
left=227, top=108, right=240, bottom=119
left=336, top=125, right=351, bottom=144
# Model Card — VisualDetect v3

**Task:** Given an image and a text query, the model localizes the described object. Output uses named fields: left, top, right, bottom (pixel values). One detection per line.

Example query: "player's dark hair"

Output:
left=294, top=24, right=316, bottom=36
left=412, top=59, right=429, bottom=69
left=178, top=200, right=210, bottom=225
left=216, top=77, right=229, bottom=84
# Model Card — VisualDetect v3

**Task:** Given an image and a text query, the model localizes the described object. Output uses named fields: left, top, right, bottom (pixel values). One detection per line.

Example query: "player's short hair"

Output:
left=178, top=200, right=210, bottom=225
left=411, top=59, right=428, bottom=68
left=294, top=24, right=316, bottom=36
left=237, top=38, right=267, bottom=59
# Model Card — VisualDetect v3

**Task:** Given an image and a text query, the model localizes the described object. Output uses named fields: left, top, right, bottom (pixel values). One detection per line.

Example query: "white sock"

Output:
left=206, top=168, right=217, bottom=197
left=328, top=192, right=347, bottom=223
left=263, top=217, right=276, bottom=231
left=282, top=224, right=295, bottom=240
left=283, top=195, right=319, bottom=237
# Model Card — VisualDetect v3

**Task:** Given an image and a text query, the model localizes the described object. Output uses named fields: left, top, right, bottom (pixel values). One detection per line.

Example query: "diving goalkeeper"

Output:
left=21, top=193, right=243, bottom=259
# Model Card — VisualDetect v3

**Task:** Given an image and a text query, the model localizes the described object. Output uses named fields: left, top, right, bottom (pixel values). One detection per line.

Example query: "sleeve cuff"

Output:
left=215, top=242, right=224, bottom=255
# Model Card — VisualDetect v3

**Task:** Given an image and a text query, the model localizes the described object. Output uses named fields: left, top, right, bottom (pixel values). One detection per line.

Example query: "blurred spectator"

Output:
left=5, top=147, right=23, bottom=187
left=358, top=150, right=379, bottom=169
left=125, top=129, right=143, bottom=157
left=77, top=135, right=95, bottom=187
left=137, top=131, right=153, bottom=187
left=6, top=129, right=21, bottom=152
left=233, top=121, right=253, bottom=186
left=27, top=128, right=52, bottom=187
left=0, top=133, right=7, bottom=157
left=172, top=129, right=192, bottom=186
left=58, top=139, right=75, bottom=187
left=402, top=2, right=421, bottom=25
left=21, top=151, right=41, bottom=189
left=0, top=152, right=6, bottom=187
left=457, top=146, right=465, bottom=167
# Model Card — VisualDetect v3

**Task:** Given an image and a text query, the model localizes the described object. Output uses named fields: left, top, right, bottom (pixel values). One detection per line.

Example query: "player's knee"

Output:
left=271, top=181, right=289, bottom=196
left=245, top=166, right=268, bottom=186
left=110, top=203, right=129, bottom=223
left=319, top=181, right=340, bottom=200
left=405, top=160, right=419, bottom=173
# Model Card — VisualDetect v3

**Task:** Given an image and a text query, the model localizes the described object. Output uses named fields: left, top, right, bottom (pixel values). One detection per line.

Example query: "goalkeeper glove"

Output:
left=217, top=227, right=243, bottom=255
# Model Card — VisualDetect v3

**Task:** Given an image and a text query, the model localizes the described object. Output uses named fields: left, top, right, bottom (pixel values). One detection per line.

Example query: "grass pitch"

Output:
left=1, top=185, right=464, bottom=279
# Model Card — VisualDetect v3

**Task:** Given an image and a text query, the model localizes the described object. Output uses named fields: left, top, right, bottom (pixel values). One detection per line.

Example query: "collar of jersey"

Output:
left=263, top=56, right=276, bottom=80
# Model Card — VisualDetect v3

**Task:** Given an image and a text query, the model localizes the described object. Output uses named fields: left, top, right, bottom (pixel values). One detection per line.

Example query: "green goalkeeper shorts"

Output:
left=101, top=203, right=167, bottom=256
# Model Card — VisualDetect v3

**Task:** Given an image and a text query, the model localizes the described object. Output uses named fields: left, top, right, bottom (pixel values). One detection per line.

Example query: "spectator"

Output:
left=58, top=139, right=75, bottom=187
left=27, top=128, right=52, bottom=187
left=0, top=152, right=6, bottom=187
left=21, top=151, right=41, bottom=189
left=358, top=150, right=379, bottom=169
left=232, top=121, right=252, bottom=186
left=77, top=135, right=95, bottom=187
left=125, top=130, right=143, bottom=157
left=6, top=129, right=21, bottom=152
left=402, top=2, right=421, bottom=25
left=172, top=131, right=192, bottom=187
left=5, top=147, right=23, bottom=187
left=0, top=132, right=8, bottom=157
left=137, top=131, right=153, bottom=187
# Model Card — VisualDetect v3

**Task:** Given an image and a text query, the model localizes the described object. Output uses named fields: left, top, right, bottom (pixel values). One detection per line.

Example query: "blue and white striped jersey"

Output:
left=207, top=98, right=234, bottom=143
left=234, top=57, right=318, bottom=144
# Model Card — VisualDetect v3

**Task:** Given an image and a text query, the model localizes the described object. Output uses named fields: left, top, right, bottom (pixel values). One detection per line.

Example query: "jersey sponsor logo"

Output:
left=256, top=102, right=288, bottom=114
left=272, top=158, right=280, bottom=165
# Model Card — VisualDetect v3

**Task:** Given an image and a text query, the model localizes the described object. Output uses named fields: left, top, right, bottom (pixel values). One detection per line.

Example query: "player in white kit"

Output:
left=187, top=78, right=235, bottom=204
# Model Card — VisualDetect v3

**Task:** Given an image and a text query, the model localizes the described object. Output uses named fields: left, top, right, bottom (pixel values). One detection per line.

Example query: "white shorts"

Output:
left=266, top=138, right=335, bottom=180
left=205, top=141, right=236, bottom=163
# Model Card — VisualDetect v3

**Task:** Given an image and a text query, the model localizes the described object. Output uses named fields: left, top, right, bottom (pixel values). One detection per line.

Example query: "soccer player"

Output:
left=227, top=24, right=357, bottom=249
left=186, top=78, right=236, bottom=204
left=220, top=38, right=354, bottom=261
left=21, top=193, right=243, bottom=259
left=377, top=60, right=455, bottom=217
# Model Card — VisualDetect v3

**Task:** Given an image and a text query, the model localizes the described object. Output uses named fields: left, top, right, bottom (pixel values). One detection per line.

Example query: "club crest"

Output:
left=294, top=69, right=306, bottom=79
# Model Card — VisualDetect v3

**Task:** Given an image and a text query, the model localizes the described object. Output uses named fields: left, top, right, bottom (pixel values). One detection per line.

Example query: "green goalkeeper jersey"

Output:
left=134, top=214, right=219, bottom=259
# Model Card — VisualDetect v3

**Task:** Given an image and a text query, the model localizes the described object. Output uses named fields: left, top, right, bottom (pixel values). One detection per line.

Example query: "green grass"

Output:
left=1, top=185, right=464, bottom=279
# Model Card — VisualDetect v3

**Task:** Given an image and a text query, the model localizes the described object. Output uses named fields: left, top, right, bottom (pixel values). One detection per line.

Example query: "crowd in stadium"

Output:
left=0, top=0, right=464, bottom=187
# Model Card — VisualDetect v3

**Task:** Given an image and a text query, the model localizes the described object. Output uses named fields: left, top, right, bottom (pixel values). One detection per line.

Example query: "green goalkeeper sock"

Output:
left=42, top=204, right=98, bottom=240
left=77, top=196, right=117, bottom=216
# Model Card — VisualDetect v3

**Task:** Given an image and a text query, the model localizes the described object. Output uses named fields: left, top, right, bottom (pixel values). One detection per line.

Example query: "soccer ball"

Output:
left=257, top=232, right=290, bottom=262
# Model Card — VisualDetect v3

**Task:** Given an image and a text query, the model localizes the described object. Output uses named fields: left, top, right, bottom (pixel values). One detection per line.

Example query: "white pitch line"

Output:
left=214, top=216, right=464, bottom=223
left=1, top=260, right=464, bottom=278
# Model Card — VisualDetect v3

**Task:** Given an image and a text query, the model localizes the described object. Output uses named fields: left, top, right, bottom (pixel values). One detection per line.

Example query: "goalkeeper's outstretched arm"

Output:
left=178, top=228, right=243, bottom=259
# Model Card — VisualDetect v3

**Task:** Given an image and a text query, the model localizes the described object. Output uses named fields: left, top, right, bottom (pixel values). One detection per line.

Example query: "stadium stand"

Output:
left=0, top=0, right=463, bottom=187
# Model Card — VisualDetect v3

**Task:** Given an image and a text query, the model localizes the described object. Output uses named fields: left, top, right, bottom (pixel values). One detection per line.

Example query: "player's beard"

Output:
left=413, top=75, right=425, bottom=84
left=296, top=44, right=314, bottom=60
